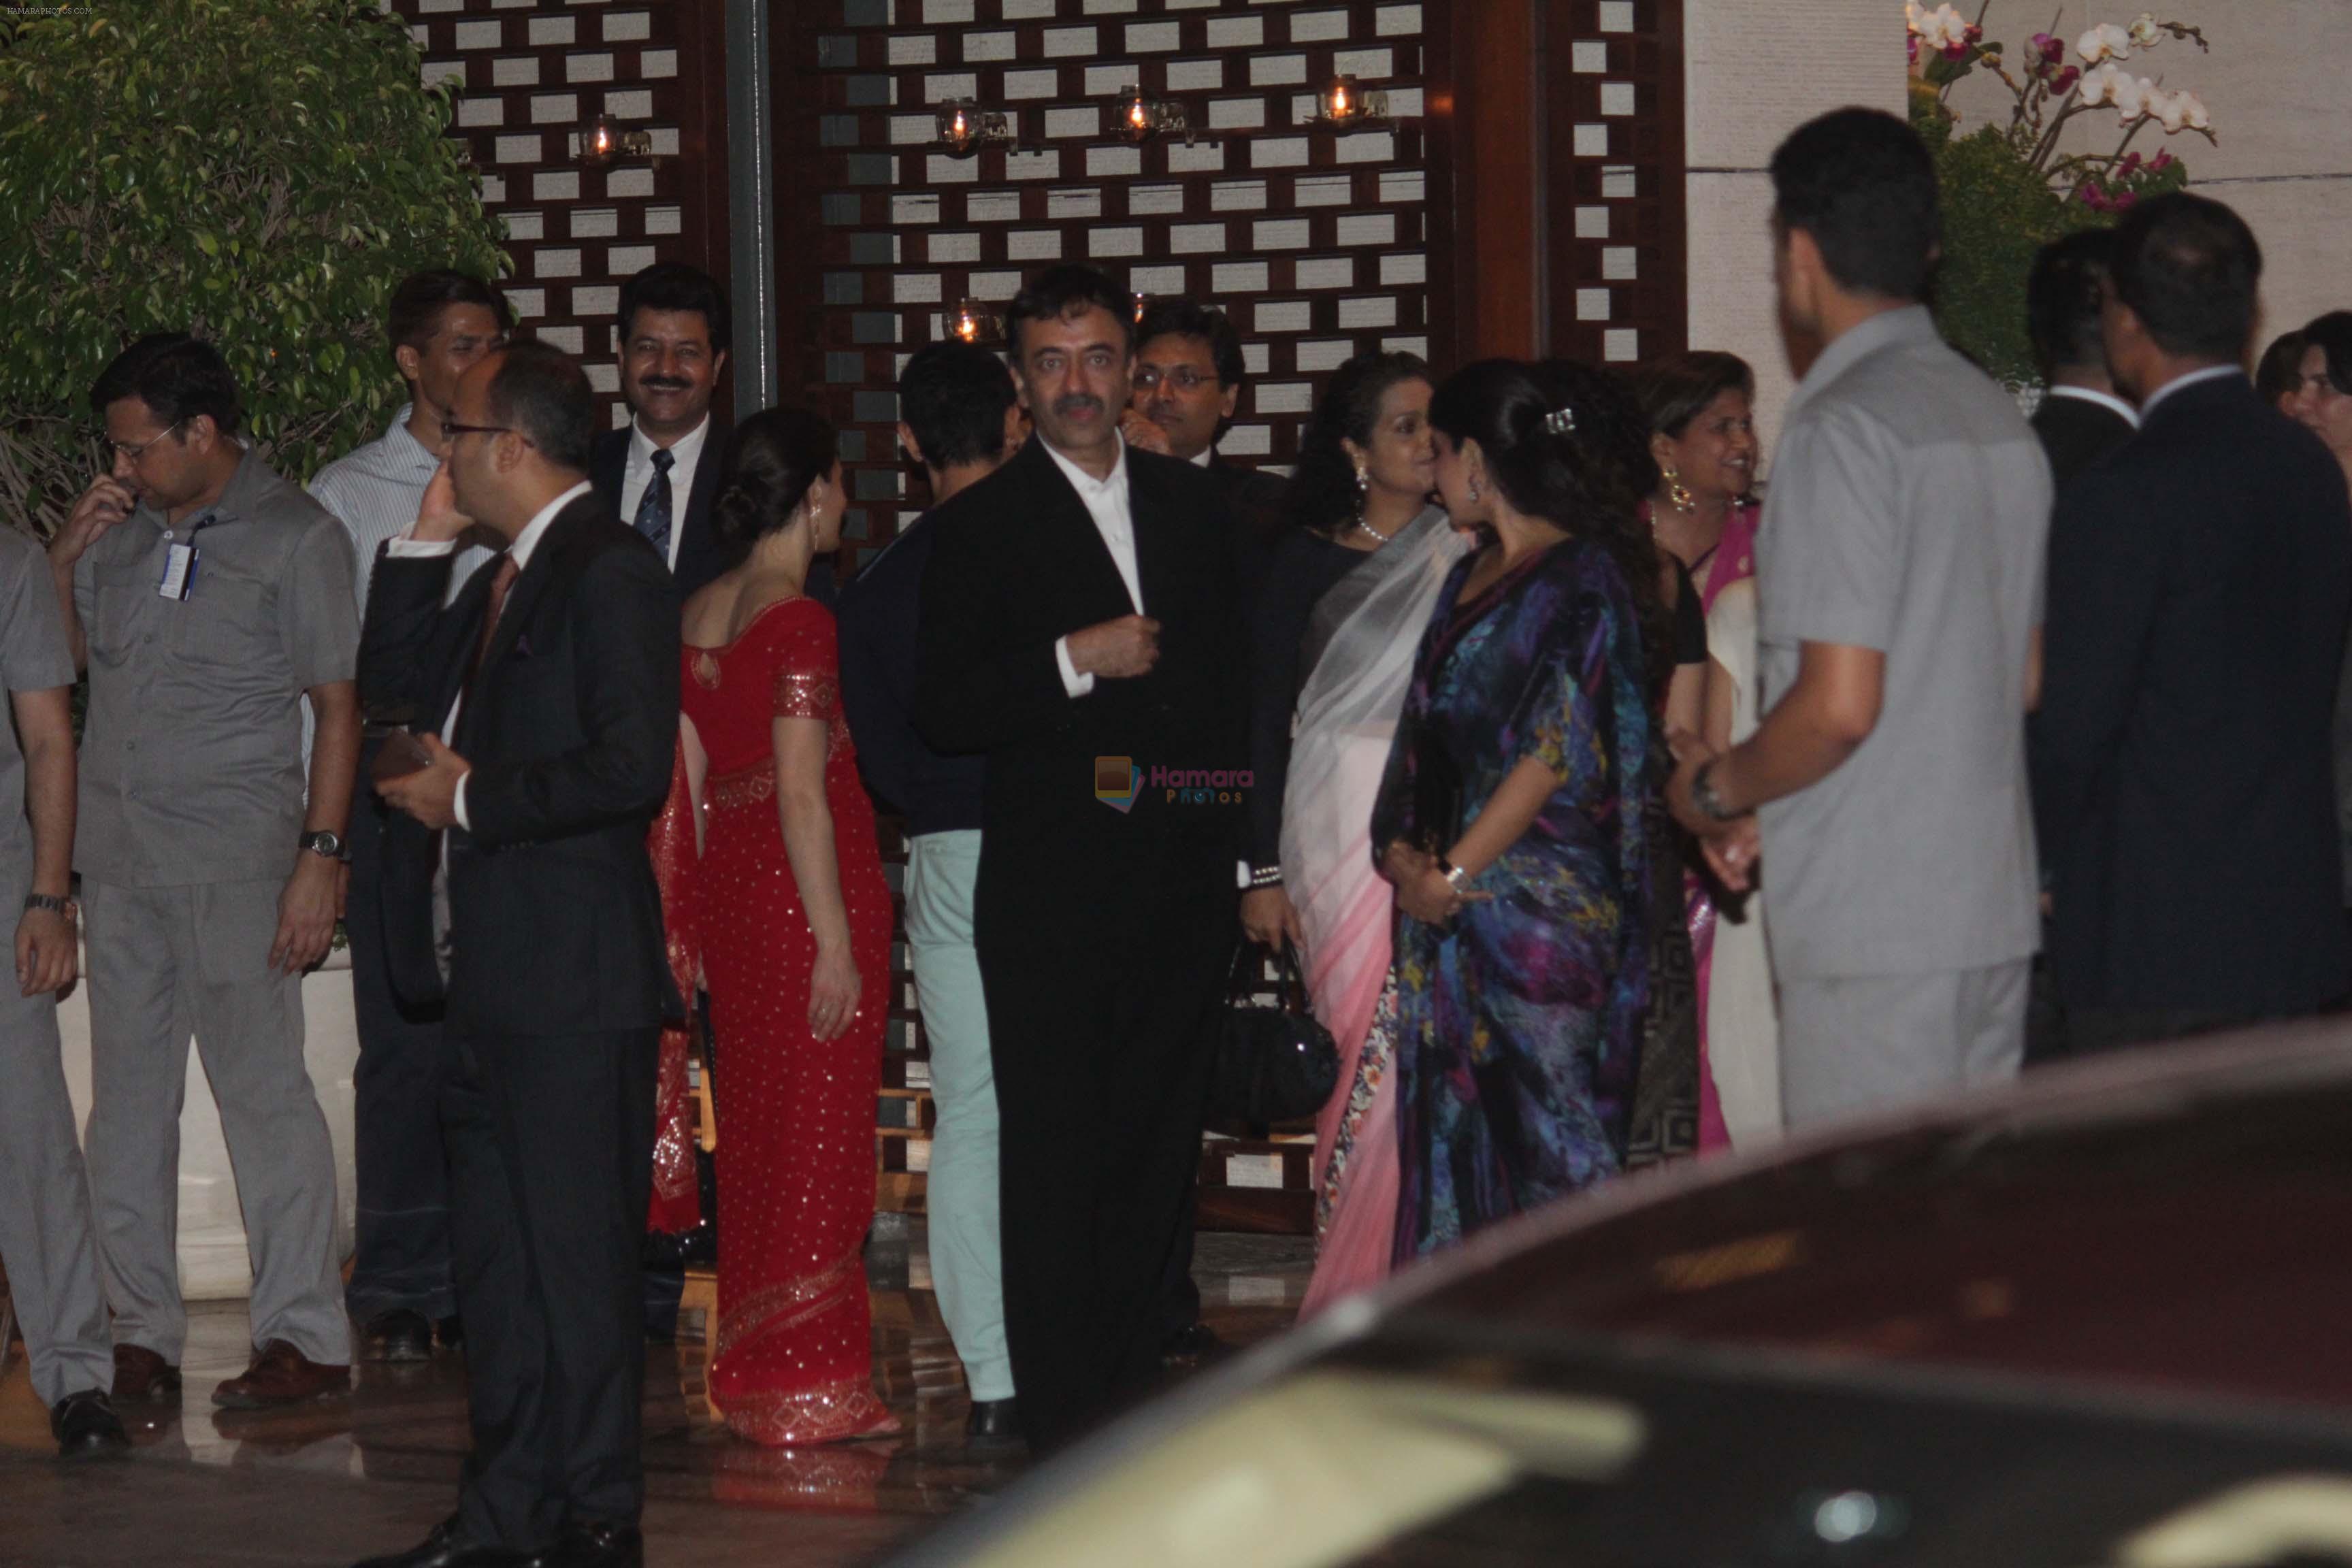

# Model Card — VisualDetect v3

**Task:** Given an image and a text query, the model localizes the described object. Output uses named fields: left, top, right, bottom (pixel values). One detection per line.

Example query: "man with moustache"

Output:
left=355, top=340, right=678, bottom=1568
left=916, top=264, right=1249, bottom=1452
left=310, top=268, right=510, bottom=1363
left=587, top=263, right=833, bottom=605
left=48, top=333, right=359, bottom=1409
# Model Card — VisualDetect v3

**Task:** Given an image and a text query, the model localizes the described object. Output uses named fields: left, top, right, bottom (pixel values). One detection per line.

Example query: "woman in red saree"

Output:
left=669, top=406, right=897, bottom=1446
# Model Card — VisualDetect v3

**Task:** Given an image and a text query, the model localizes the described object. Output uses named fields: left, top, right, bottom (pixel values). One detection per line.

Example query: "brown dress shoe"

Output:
left=111, top=1343, right=182, bottom=1403
left=211, top=1339, right=350, bottom=1409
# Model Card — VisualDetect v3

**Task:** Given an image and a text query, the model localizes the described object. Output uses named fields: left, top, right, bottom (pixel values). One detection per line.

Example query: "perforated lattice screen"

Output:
left=774, top=0, right=1435, bottom=573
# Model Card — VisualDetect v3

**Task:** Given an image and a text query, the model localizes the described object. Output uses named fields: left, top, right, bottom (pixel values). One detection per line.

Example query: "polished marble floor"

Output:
left=0, top=1224, right=1315, bottom=1567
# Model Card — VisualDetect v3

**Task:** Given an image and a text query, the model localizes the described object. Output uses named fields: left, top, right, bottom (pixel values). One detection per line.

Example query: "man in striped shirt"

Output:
left=308, top=269, right=508, bottom=1366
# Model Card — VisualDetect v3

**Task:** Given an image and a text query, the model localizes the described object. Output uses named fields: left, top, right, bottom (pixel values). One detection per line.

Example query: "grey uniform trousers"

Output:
left=0, top=973, right=113, bottom=1406
left=80, top=877, right=350, bottom=1365
left=1777, top=959, right=2031, bottom=1130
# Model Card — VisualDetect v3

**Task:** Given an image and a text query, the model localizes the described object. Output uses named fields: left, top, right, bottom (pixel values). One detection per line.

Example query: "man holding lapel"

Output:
left=354, top=341, right=680, bottom=1568
left=917, top=265, right=1248, bottom=1453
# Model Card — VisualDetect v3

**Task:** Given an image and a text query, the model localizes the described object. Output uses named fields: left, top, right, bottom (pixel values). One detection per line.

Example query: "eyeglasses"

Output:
left=105, top=420, right=185, bottom=463
left=437, top=421, right=527, bottom=452
left=1132, top=366, right=1217, bottom=395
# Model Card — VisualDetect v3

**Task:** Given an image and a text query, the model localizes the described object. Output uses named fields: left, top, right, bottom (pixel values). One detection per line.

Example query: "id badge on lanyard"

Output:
left=158, top=515, right=216, bottom=602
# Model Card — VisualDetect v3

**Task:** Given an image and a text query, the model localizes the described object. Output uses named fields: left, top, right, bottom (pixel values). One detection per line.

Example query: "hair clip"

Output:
left=1544, top=406, right=1575, bottom=436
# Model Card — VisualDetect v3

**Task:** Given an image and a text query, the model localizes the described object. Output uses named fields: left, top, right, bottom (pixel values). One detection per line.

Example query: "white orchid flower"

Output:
left=2111, top=71, right=2153, bottom=120
left=2148, top=88, right=2185, bottom=131
left=2172, top=88, right=2210, bottom=130
left=2128, top=12, right=2163, bottom=47
left=2077, top=62, right=2119, bottom=105
left=2078, top=22, right=2133, bottom=63
left=1906, top=0, right=1928, bottom=31
left=1912, top=3, right=1969, bottom=48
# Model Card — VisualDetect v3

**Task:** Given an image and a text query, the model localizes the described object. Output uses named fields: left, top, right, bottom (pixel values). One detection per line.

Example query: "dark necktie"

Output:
left=634, top=446, right=674, bottom=564
left=470, top=553, right=521, bottom=687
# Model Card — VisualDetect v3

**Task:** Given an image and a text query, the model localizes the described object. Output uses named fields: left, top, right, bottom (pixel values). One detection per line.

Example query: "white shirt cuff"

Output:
left=387, top=537, right=458, bottom=559
left=452, top=771, right=472, bottom=832
left=1054, top=636, right=1095, bottom=699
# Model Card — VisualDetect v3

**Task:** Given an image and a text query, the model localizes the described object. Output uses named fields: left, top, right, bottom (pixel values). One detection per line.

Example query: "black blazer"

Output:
left=591, top=421, right=728, bottom=600
left=358, top=489, right=683, bottom=1036
left=2032, top=373, right=2352, bottom=1013
left=913, top=437, right=1248, bottom=924
left=2031, top=391, right=2137, bottom=494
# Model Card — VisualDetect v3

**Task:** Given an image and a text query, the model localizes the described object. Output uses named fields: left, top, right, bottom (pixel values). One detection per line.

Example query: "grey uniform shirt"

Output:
left=1755, top=304, right=2051, bottom=980
left=74, top=444, right=360, bottom=887
left=0, top=529, right=75, bottom=891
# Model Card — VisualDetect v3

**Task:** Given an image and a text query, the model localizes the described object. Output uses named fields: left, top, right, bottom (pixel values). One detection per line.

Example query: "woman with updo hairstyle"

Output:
left=1369, top=358, right=1669, bottom=1261
left=659, top=405, right=899, bottom=1446
left=1264, top=352, right=1478, bottom=1316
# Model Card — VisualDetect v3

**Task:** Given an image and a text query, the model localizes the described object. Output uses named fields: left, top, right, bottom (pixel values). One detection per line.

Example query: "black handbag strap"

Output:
left=1230, top=939, right=1313, bottom=1013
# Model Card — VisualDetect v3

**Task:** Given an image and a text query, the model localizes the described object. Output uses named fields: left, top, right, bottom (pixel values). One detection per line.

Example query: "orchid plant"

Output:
left=1906, top=3, right=2215, bottom=212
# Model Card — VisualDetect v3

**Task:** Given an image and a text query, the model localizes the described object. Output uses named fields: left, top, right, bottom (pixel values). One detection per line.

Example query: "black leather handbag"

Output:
left=1206, top=940, right=1341, bottom=1124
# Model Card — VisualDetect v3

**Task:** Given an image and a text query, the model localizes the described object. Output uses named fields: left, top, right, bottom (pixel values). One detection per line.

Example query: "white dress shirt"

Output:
left=389, top=479, right=592, bottom=829
left=2137, top=363, right=2242, bottom=423
left=618, top=415, right=709, bottom=572
left=1043, top=436, right=1142, bottom=699
left=2043, top=385, right=2142, bottom=429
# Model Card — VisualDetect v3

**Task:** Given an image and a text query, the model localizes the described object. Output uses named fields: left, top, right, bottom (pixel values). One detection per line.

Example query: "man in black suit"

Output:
left=2027, top=229, right=2139, bottom=491
left=591, top=263, right=756, bottom=602
left=2034, top=193, right=2352, bottom=1054
left=916, top=265, right=1248, bottom=1453
left=355, top=341, right=680, bottom=1568
left=1122, top=295, right=1288, bottom=568
left=2021, top=229, right=2137, bottom=1064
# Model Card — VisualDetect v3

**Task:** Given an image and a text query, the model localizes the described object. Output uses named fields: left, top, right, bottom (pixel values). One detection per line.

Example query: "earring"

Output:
left=1663, top=464, right=1696, bottom=514
left=1467, top=476, right=1481, bottom=504
left=1353, top=464, right=1369, bottom=514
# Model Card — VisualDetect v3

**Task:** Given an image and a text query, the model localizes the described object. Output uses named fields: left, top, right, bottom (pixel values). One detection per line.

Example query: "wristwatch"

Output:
left=1690, top=760, right=1739, bottom=823
left=1437, top=857, right=1473, bottom=896
left=23, top=893, right=75, bottom=919
left=299, top=829, right=347, bottom=861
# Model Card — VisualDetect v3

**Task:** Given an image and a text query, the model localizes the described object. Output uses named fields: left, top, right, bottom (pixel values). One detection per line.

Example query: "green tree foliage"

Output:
left=1929, top=125, right=2101, bottom=387
left=0, top=0, right=506, bottom=534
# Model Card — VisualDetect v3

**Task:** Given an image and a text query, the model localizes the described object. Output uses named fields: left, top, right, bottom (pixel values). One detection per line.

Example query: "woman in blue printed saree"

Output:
left=1372, top=359, right=1669, bottom=1263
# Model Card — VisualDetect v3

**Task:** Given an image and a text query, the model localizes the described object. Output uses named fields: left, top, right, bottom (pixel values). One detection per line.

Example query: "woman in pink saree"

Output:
left=1273, top=357, right=1467, bottom=1317
left=1634, top=353, right=1767, bottom=1149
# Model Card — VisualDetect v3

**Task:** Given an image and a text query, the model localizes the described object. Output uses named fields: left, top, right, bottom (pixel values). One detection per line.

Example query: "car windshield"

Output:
left=936, top=1330, right=2352, bottom=1568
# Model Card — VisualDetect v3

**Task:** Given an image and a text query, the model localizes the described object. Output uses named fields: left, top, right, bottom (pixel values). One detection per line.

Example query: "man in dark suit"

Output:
left=355, top=341, right=680, bottom=1568
left=916, top=265, right=1248, bottom=1453
left=1123, top=295, right=1288, bottom=564
left=2034, top=193, right=2352, bottom=1054
left=1119, top=294, right=1284, bottom=1363
left=2027, top=228, right=2139, bottom=491
left=2021, top=229, right=2136, bottom=1064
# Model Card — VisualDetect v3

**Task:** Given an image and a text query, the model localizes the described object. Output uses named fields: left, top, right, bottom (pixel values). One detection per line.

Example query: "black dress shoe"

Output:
left=536, top=1520, right=642, bottom=1568
left=964, top=1396, right=1022, bottom=1446
left=363, top=1309, right=435, bottom=1364
left=352, top=1516, right=527, bottom=1568
left=50, top=1389, right=130, bottom=1457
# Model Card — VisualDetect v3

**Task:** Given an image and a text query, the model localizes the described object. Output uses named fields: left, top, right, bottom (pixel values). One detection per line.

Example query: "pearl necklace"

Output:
left=1354, top=513, right=1394, bottom=544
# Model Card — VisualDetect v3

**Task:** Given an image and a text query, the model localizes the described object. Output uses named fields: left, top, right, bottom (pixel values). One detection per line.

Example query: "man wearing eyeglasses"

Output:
left=1117, top=295, right=1286, bottom=1371
left=46, top=332, right=361, bottom=1411
left=1121, top=296, right=1288, bottom=571
left=309, top=270, right=509, bottom=1368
